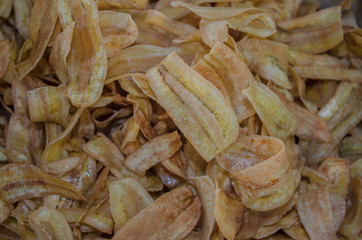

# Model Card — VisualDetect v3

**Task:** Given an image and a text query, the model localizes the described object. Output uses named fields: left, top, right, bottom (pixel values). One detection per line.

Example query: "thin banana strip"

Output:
left=109, top=178, right=154, bottom=230
left=216, top=135, right=297, bottom=211
left=0, top=163, right=83, bottom=203
left=57, top=0, right=107, bottom=108
left=193, top=41, right=255, bottom=122
left=112, top=186, right=201, bottom=240
left=29, top=207, right=73, bottom=240
left=147, top=52, right=239, bottom=161
left=243, top=81, right=298, bottom=139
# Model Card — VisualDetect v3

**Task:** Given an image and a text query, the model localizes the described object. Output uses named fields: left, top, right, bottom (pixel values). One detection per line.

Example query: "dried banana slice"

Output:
left=124, top=131, right=182, bottom=175
left=193, top=41, right=255, bottom=122
left=243, top=81, right=298, bottom=139
left=147, top=52, right=239, bottom=161
left=216, top=135, right=297, bottom=211
left=238, top=38, right=291, bottom=89
left=278, top=6, right=343, bottom=54
left=27, top=84, right=70, bottom=127
left=0, top=163, right=83, bottom=203
left=112, top=186, right=201, bottom=240
left=57, top=0, right=107, bottom=108
left=109, top=178, right=153, bottom=231
left=29, top=207, right=73, bottom=240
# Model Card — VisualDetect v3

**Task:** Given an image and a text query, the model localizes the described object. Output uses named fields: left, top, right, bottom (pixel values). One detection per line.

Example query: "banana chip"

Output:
left=297, top=186, right=337, bottom=240
left=73, top=156, right=97, bottom=196
left=191, top=176, right=215, bottom=240
left=27, top=84, right=70, bottom=127
left=49, top=22, right=75, bottom=84
left=107, top=43, right=201, bottom=81
left=172, top=1, right=276, bottom=47
left=282, top=219, right=310, bottom=240
left=304, top=86, right=362, bottom=164
left=185, top=141, right=207, bottom=177
left=147, top=51, right=239, bottom=161
left=58, top=0, right=107, bottom=108
left=91, top=107, right=133, bottom=129
left=269, top=83, right=330, bottom=142
left=6, top=113, right=36, bottom=163
left=243, top=81, right=297, bottom=139
left=254, top=210, right=298, bottom=239
left=278, top=6, right=343, bottom=54
left=41, top=108, right=82, bottom=164
left=318, top=82, right=360, bottom=130
left=206, top=159, right=232, bottom=194
left=0, top=0, right=361, bottom=239
left=83, top=133, right=125, bottom=173
left=119, top=73, right=157, bottom=100
left=127, top=95, right=156, bottom=140
left=29, top=207, right=73, bottom=240
left=238, top=38, right=291, bottom=89
left=59, top=207, right=114, bottom=234
left=289, top=49, right=348, bottom=68
left=130, top=9, right=196, bottom=47
left=76, top=109, right=95, bottom=139
left=318, top=157, right=350, bottom=199
left=216, top=135, right=297, bottom=211
left=345, top=28, right=362, bottom=58
left=339, top=134, right=362, bottom=161
left=124, top=131, right=182, bottom=174
left=193, top=41, right=255, bottom=122
left=112, top=186, right=201, bottom=240
left=99, top=11, right=138, bottom=58
left=0, top=163, right=83, bottom=203
left=109, top=178, right=153, bottom=230
left=293, top=66, right=362, bottom=82
left=6, top=77, right=44, bottom=165
left=17, top=0, right=57, bottom=80
left=82, top=165, right=109, bottom=209
left=214, top=188, right=245, bottom=240
left=41, top=155, right=83, bottom=177
left=112, top=117, right=141, bottom=156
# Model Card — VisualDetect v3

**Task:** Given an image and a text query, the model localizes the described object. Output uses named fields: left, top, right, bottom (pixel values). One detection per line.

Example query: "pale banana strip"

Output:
left=109, top=178, right=154, bottom=231
left=147, top=52, right=239, bottom=161
left=29, top=207, right=73, bottom=240
left=112, top=186, right=201, bottom=240
left=193, top=42, right=255, bottom=122
left=216, top=135, right=297, bottom=211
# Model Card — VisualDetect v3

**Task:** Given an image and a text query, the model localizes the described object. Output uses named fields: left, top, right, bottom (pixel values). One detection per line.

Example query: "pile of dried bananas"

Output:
left=0, top=0, right=361, bottom=239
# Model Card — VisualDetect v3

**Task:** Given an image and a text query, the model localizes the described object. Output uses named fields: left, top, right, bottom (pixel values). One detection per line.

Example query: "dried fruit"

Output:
left=147, top=51, right=239, bottom=161
left=238, top=38, right=291, bottom=89
left=243, top=81, right=298, bottom=139
left=112, top=186, right=201, bottom=240
left=124, top=131, right=182, bottom=175
left=216, top=135, right=297, bottom=211
left=0, top=1, right=360, bottom=239
left=297, top=186, right=337, bottom=240
left=193, top=41, right=255, bottom=122
left=29, top=207, right=73, bottom=240
left=58, top=0, right=108, bottom=108
left=0, top=163, right=83, bottom=203
left=17, top=0, right=57, bottom=79
left=278, top=6, right=343, bottom=54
